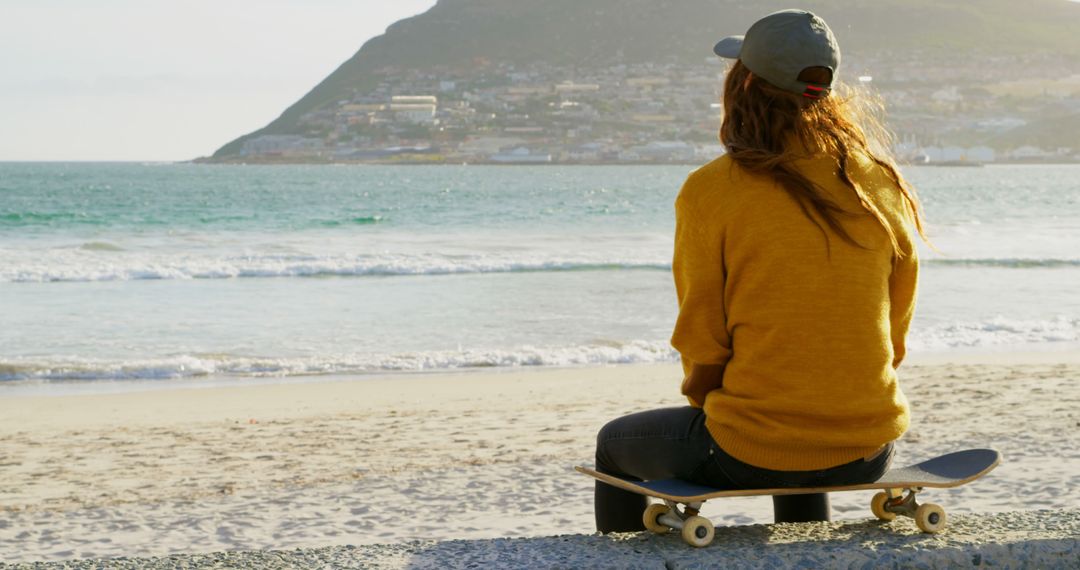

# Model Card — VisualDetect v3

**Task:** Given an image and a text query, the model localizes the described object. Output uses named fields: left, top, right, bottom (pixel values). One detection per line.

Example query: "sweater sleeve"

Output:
left=889, top=248, right=919, bottom=369
left=670, top=191, right=732, bottom=407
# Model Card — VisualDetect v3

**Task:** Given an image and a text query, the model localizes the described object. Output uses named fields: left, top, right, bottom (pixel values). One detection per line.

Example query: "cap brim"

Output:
left=713, top=36, right=743, bottom=58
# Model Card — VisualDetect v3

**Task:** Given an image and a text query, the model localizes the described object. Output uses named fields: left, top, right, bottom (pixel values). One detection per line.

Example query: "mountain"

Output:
left=210, top=0, right=1080, bottom=158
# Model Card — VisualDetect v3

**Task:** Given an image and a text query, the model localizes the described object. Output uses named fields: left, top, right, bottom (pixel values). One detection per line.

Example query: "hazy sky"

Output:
left=0, top=0, right=437, bottom=161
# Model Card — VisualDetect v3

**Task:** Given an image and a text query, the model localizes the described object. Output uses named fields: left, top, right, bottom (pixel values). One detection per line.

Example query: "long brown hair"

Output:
left=720, top=60, right=929, bottom=257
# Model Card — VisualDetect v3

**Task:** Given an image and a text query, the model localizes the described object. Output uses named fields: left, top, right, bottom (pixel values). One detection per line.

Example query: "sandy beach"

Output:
left=2, top=352, right=1078, bottom=563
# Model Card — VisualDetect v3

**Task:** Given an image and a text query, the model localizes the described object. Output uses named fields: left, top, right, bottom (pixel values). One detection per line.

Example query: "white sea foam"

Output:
left=4, top=248, right=1079, bottom=283
left=924, top=258, right=1080, bottom=269
left=0, top=250, right=671, bottom=283
left=910, top=315, right=1080, bottom=351
left=0, top=341, right=680, bottom=383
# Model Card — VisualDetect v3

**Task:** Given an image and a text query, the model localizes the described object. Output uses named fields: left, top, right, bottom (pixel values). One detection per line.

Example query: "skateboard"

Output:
left=577, top=448, right=1001, bottom=547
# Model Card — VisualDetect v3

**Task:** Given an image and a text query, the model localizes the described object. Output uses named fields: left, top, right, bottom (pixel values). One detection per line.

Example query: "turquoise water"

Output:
left=1, top=163, right=1078, bottom=389
left=1, top=163, right=677, bottom=233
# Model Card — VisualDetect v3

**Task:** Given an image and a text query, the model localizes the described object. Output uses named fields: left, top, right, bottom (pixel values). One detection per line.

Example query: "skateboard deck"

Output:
left=577, top=448, right=1000, bottom=546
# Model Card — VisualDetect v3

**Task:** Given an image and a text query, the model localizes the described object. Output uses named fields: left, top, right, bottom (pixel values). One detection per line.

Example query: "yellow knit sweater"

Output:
left=671, top=151, right=918, bottom=472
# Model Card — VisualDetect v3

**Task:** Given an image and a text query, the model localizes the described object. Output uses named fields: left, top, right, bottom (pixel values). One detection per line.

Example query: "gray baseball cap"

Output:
left=713, top=9, right=840, bottom=99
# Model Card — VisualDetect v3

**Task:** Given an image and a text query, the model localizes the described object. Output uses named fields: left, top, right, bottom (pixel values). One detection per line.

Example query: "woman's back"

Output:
left=672, top=150, right=918, bottom=472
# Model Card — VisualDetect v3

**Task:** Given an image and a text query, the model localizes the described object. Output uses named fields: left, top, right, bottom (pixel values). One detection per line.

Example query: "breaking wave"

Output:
left=0, top=341, right=680, bottom=383
left=924, top=258, right=1080, bottom=269
left=0, top=253, right=671, bottom=283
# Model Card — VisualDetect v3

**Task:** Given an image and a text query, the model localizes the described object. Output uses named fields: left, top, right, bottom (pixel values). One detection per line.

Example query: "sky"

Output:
left=0, top=0, right=437, bottom=162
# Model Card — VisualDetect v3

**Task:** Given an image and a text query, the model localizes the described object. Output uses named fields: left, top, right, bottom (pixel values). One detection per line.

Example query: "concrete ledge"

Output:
left=4, top=510, right=1077, bottom=569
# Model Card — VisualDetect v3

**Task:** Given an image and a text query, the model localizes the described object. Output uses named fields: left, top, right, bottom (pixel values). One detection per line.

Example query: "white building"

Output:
left=390, top=95, right=438, bottom=124
left=392, top=95, right=438, bottom=105
left=490, top=147, right=553, bottom=164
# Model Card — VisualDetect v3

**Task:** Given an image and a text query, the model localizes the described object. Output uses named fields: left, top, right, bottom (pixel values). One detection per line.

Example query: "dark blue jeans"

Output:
left=594, top=406, right=894, bottom=532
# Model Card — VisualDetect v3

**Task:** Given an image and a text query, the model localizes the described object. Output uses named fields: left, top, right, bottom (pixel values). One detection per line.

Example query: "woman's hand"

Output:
left=682, top=362, right=725, bottom=408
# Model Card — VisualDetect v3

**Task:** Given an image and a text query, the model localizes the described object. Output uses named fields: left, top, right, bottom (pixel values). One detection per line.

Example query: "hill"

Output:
left=211, top=0, right=1080, bottom=159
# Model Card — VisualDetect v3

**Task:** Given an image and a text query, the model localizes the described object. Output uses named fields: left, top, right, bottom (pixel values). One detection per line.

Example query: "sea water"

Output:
left=1, top=162, right=1078, bottom=392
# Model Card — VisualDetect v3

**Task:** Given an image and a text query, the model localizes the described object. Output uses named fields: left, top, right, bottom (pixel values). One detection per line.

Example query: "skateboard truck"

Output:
left=870, top=487, right=947, bottom=533
left=643, top=500, right=715, bottom=547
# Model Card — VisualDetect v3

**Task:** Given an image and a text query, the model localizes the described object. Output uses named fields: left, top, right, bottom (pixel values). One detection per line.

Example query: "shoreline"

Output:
left=4, top=346, right=1080, bottom=399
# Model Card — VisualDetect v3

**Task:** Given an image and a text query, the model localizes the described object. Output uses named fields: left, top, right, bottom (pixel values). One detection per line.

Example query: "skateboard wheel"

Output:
left=871, top=492, right=897, bottom=521
left=915, top=503, right=946, bottom=533
left=642, top=503, right=672, bottom=534
left=681, top=516, right=714, bottom=548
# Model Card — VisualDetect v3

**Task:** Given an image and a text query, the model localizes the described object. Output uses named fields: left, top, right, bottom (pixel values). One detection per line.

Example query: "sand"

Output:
left=4, top=510, right=1079, bottom=569
left=1, top=352, right=1078, bottom=563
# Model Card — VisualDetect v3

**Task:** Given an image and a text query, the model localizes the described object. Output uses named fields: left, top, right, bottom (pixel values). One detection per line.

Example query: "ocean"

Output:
left=1, top=162, right=1078, bottom=393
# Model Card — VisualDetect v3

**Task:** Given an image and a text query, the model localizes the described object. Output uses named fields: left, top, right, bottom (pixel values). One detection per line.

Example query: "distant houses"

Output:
left=221, top=55, right=1078, bottom=165
left=899, top=143, right=1079, bottom=164
left=237, top=128, right=1074, bottom=165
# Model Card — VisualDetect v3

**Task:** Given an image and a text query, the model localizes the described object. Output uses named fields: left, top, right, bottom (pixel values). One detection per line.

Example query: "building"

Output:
left=490, top=147, right=553, bottom=163
left=390, top=95, right=438, bottom=124
left=392, top=95, right=438, bottom=105
left=341, top=104, right=386, bottom=113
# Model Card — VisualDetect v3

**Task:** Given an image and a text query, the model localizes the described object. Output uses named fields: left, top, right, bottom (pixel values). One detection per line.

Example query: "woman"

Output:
left=594, top=9, right=930, bottom=532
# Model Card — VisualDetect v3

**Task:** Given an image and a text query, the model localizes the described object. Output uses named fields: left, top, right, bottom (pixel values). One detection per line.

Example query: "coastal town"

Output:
left=229, top=52, right=1080, bottom=165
